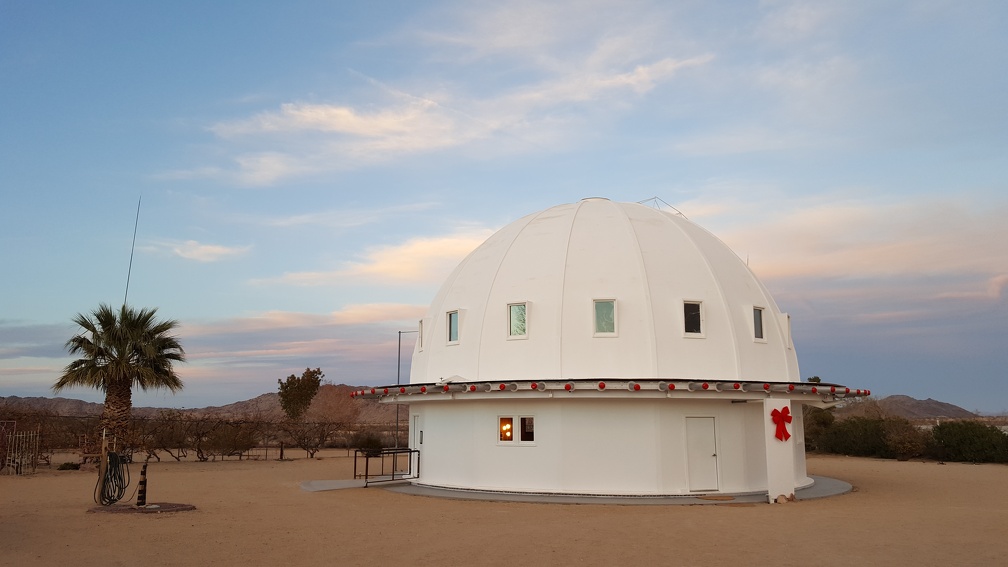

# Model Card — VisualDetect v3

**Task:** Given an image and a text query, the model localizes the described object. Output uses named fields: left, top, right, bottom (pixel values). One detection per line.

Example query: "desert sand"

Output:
left=2, top=452, right=1006, bottom=566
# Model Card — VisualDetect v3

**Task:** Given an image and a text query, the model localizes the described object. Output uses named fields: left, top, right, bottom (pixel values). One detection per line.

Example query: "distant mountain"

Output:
left=0, top=396, right=108, bottom=417
left=875, top=395, right=976, bottom=420
left=0, top=385, right=399, bottom=425
left=2, top=391, right=980, bottom=423
left=834, top=395, right=977, bottom=420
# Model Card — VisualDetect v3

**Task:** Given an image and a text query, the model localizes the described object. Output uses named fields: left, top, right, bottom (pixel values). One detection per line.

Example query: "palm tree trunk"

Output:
left=101, top=380, right=133, bottom=446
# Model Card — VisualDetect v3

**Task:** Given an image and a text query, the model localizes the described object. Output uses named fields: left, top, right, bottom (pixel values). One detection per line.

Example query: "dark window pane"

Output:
left=684, top=302, right=702, bottom=334
left=520, top=417, right=534, bottom=442
left=754, top=307, right=764, bottom=339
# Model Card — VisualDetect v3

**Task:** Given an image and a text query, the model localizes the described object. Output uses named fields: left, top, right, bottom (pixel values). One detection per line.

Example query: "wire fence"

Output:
left=0, top=412, right=407, bottom=468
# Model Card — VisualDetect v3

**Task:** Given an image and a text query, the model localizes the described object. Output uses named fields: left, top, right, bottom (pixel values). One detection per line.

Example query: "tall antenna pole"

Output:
left=124, top=195, right=142, bottom=307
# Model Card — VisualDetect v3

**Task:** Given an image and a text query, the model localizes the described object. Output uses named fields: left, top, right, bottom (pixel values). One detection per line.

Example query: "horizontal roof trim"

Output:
left=351, top=379, right=869, bottom=403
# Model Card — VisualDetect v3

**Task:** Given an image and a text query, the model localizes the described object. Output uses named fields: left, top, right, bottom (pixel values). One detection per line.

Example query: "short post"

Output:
left=136, top=462, right=148, bottom=507
left=96, top=430, right=109, bottom=504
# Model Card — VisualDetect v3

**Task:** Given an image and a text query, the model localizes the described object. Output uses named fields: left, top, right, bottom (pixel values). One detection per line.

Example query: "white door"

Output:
left=686, top=417, right=719, bottom=492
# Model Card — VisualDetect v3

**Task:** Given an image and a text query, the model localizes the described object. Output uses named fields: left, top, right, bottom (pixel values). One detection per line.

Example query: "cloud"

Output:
left=0, top=321, right=74, bottom=359
left=182, top=304, right=427, bottom=339
left=164, top=307, right=425, bottom=392
left=330, top=303, right=427, bottom=325
left=936, top=274, right=1008, bottom=301
left=170, top=2, right=714, bottom=186
left=0, top=364, right=59, bottom=377
left=718, top=199, right=1008, bottom=285
left=754, top=1, right=851, bottom=44
left=210, top=100, right=445, bottom=139
left=688, top=194, right=1008, bottom=357
left=670, top=126, right=808, bottom=156
left=181, top=311, right=326, bottom=337
left=232, top=153, right=313, bottom=186
left=420, top=0, right=681, bottom=69
left=170, top=240, right=251, bottom=262
left=499, top=55, right=712, bottom=107
left=268, top=229, right=493, bottom=287
left=198, top=55, right=708, bottom=185
left=260, top=202, right=436, bottom=229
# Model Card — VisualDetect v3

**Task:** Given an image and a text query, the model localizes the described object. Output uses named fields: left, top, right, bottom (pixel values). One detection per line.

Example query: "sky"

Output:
left=1, top=1, right=1006, bottom=413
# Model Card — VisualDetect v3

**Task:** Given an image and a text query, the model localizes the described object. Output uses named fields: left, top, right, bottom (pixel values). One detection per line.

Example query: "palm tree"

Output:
left=53, top=304, right=186, bottom=442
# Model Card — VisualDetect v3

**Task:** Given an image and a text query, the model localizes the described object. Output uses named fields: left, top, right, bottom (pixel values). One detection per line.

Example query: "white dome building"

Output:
left=356, top=199, right=867, bottom=502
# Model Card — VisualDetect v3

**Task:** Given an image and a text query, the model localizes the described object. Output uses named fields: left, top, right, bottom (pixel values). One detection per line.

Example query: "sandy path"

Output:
left=2, top=452, right=1005, bottom=566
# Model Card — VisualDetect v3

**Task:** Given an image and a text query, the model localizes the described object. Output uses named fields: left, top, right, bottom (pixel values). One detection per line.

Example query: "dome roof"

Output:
left=410, top=199, right=799, bottom=384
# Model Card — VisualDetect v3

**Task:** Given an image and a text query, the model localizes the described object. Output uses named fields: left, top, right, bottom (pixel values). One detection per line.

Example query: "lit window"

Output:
left=498, top=416, right=535, bottom=444
left=508, top=303, right=527, bottom=338
left=499, top=417, right=513, bottom=442
left=754, top=307, right=765, bottom=340
left=594, top=299, right=616, bottom=335
left=684, top=301, right=702, bottom=334
left=447, top=310, right=459, bottom=343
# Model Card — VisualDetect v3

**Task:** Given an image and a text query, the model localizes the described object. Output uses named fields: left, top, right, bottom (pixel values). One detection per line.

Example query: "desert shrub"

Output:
left=203, top=419, right=259, bottom=459
left=819, top=416, right=887, bottom=457
left=351, top=429, right=386, bottom=457
left=802, top=406, right=835, bottom=452
left=882, top=418, right=929, bottom=460
left=929, top=421, right=1008, bottom=463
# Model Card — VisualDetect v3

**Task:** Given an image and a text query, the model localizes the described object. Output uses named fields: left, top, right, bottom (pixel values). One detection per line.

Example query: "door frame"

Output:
left=685, top=416, right=720, bottom=492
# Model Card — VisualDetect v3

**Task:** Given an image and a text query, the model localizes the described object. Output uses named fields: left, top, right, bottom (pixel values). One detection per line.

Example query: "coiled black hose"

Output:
left=95, top=451, right=130, bottom=506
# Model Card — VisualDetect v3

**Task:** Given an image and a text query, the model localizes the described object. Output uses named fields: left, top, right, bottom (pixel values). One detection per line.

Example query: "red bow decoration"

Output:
left=771, top=406, right=792, bottom=442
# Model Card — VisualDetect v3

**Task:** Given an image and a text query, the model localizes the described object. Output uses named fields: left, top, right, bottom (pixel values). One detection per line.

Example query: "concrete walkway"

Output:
left=302, top=475, right=852, bottom=505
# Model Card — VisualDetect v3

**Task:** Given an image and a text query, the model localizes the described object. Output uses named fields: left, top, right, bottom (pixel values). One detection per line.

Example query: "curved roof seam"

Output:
left=662, top=209, right=742, bottom=381
left=619, top=202, right=659, bottom=377
left=558, top=200, right=585, bottom=379
left=474, top=211, right=540, bottom=382
left=747, top=262, right=795, bottom=377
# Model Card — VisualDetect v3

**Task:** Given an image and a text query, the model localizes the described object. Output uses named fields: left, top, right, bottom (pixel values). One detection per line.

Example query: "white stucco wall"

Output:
left=409, top=397, right=784, bottom=496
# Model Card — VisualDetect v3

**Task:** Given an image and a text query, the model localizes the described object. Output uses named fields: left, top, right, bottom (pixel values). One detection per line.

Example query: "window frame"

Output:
left=447, top=310, right=459, bottom=344
left=753, top=306, right=766, bottom=342
left=497, top=415, right=536, bottom=446
left=507, top=302, right=528, bottom=340
left=593, top=298, right=618, bottom=337
left=683, top=300, right=705, bottom=338
left=498, top=416, right=514, bottom=443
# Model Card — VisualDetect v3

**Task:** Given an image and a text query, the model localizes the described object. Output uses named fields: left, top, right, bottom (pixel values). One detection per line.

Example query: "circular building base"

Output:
left=383, top=475, right=852, bottom=505
left=87, top=502, right=197, bottom=514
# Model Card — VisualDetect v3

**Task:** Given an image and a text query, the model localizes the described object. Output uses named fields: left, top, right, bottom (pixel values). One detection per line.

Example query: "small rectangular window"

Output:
left=684, top=301, right=702, bottom=334
left=754, top=307, right=765, bottom=340
left=508, top=303, right=527, bottom=338
left=499, top=417, right=514, bottom=442
left=447, top=310, right=459, bottom=343
left=520, top=417, right=535, bottom=442
left=418, top=319, right=423, bottom=349
left=594, top=299, right=616, bottom=335
left=499, top=416, right=535, bottom=445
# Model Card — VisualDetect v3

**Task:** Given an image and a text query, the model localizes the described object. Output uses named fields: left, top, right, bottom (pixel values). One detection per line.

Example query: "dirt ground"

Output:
left=1, top=451, right=1005, bottom=566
